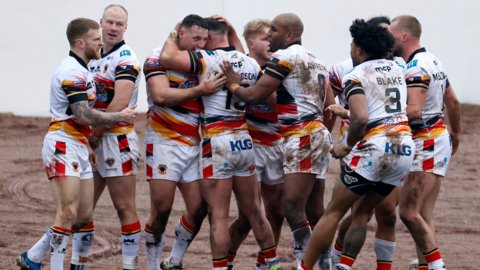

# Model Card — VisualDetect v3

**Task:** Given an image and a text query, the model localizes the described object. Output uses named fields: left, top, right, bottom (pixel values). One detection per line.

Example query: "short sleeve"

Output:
left=342, top=74, right=365, bottom=101
left=265, top=50, right=294, bottom=81
left=405, top=59, right=430, bottom=89
left=61, top=69, right=89, bottom=104
left=143, top=50, right=166, bottom=81
left=329, top=65, right=343, bottom=93
left=188, top=50, right=220, bottom=76
left=115, top=50, right=140, bottom=82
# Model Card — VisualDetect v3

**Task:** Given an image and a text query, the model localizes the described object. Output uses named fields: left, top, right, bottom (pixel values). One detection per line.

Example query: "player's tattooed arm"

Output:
left=70, top=100, right=138, bottom=127
left=443, top=85, right=461, bottom=155
left=210, top=15, right=245, bottom=54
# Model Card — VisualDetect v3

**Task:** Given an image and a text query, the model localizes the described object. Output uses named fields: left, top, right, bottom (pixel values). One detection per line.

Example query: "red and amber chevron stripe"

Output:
left=122, top=220, right=141, bottom=235
left=412, top=119, right=446, bottom=140
left=364, top=122, right=411, bottom=140
left=180, top=215, right=195, bottom=234
left=339, top=254, right=356, bottom=267
left=52, top=226, right=70, bottom=236
left=261, top=246, right=277, bottom=259
left=72, top=221, right=94, bottom=233
left=212, top=257, right=228, bottom=268
left=423, top=248, right=442, bottom=264
left=144, top=223, right=153, bottom=234
left=376, top=260, right=392, bottom=270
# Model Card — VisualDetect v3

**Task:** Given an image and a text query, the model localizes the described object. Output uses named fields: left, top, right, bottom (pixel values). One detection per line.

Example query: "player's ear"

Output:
left=247, top=39, right=254, bottom=50
left=76, top=38, right=84, bottom=49
left=208, top=33, right=214, bottom=41
left=179, top=29, right=185, bottom=39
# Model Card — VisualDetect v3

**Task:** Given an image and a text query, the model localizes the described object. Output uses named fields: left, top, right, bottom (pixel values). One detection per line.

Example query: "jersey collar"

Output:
left=212, top=46, right=236, bottom=52
left=69, top=51, right=88, bottom=70
left=101, top=40, right=126, bottom=58
left=285, top=41, right=302, bottom=49
left=407, top=47, right=426, bottom=63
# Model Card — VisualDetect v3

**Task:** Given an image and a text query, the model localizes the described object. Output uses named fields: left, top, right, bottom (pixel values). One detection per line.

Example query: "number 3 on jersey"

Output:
left=385, top=87, right=401, bottom=113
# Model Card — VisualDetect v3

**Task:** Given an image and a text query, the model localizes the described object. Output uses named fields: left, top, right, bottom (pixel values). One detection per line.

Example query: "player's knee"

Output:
left=283, top=197, right=301, bottom=223
left=190, top=200, right=208, bottom=226
left=379, top=213, right=397, bottom=230
left=399, top=210, right=420, bottom=229
left=152, top=208, right=171, bottom=232
left=59, top=205, right=77, bottom=223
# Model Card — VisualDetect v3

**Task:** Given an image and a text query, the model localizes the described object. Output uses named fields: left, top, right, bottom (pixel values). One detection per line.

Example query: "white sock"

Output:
left=373, top=237, right=396, bottom=266
left=28, top=225, right=53, bottom=263
left=50, top=227, right=70, bottom=270
left=428, top=259, right=446, bottom=270
left=292, top=225, right=312, bottom=266
left=144, top=225, right=166, bottom=270
left=168, top=215, right=196, bottom=264
left=331, top=243, right=343, bottom=266
left=71, top=222, right=95, bottom=270
left=122, top=221, right=141, bottom=269
left=317, top=246, right=332, bottom=270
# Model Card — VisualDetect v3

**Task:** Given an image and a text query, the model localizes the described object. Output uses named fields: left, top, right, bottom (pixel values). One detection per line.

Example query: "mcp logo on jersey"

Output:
left=385, top=143, right=412, bottom=156
left=230, top=139, right=253, bottom=152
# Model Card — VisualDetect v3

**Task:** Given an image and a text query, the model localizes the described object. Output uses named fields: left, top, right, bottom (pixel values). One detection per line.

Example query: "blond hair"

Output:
left=67, top=18, right=100, bottom=46
left=392, top=15, right=422, bottom=38
left=243, top=18, right=271, bottom=41
left=103, top=4, right=128, bottom=17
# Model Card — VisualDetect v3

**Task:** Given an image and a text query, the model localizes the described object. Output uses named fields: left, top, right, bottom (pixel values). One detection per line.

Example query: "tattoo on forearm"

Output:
left=71, top=101, right=121, bottom=126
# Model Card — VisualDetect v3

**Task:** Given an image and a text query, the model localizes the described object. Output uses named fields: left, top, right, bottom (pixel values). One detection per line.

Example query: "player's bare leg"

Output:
left=400, top=172, right=444, bottom=269
left=283, top=173, right=317, bottom=266
left=101, top=174, right=140, bottom=269
left=305, top=179, right=331, bottom=269
left=233, top=175, right=281, bottom=270
left=373, top=187, right=400, bottom=270
left=301, top=179, right=360, bottom=269
left=200, top=177, right=233, bottom=269
left=261, top=182, right=284, bottom=246
left=146, top=179, right=176, bottom=270
left=162, top=181, right=208, bottom=268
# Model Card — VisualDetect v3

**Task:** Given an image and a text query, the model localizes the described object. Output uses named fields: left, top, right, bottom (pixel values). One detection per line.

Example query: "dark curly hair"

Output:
left=367, top=16, right=390, bottom=26
left=349, top=19, right=394, bottom=59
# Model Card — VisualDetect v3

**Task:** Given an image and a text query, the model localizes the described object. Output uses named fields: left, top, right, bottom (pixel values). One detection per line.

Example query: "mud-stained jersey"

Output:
left=46, top=51, right=96, bottom=146
left=89, top=41, right=141, bottom=135
left=245, top=65, right=282, bottom=147
left=342, top=59, right=411, bottom=140
left=405, top=48, right=449, bottom=140
left=188, top=46, right=261, bottom=138
left=265, top=41, right=329, bottom=137
left=329, top=59, right=353, bottom=109
left=143, top=47, right=200, bottom=146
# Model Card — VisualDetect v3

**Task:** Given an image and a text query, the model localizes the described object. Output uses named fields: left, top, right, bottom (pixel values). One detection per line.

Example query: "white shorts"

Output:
left=42, top=138, right=92, bottom=180
left=255, top=143, right=285, bottom=185
left=93, top=131, right=141, bottom=178
left=199, top=132, right=256, bottom=179
left=283, top=129, right=332, bottom=175
left=145, top=143, right=200, bottom=183
left=410, top=134, right=452, bottom=176
left=343, top=135, right=415, bottom=186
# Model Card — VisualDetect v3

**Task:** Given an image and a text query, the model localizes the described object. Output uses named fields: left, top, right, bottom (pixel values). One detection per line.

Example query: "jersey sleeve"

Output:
left=61, top=69, right=89, bottom=104
left=188, top=50, right=220, bottom=76
left=264, top=50, right=294, bottom=81
left=405, top=59, right=430, bottom=89
left=143, top=50, right=167, bottom=81
left=446, top=76, right=450, bottom=88
left=329, top=64, right=343, bottom=93
left=115, top=50, right=141, bottom=83
left=342, top=73, right=365, bottom=101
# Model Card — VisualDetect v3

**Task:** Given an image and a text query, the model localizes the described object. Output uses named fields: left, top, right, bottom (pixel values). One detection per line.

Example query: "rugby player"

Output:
left=159, top=17, right=283, bottom=270
left=298, top=19, right=414, bottom=270
left=220, top=13, right=334, bottom=268
left=86, top=5, right=143, bottom=270
left=389, top=15, right=461, bottom=270
left=223, top=18, right=285, bottom=270
left=16, top=18, right=137, bottom=270
left=141, top=14, right=225, bottom=270
left=327, top=16, right=404, bottom=270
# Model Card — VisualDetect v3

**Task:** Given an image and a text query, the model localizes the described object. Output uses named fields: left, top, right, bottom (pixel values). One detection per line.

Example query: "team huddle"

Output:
left=15, top=4, right=461, bottom=270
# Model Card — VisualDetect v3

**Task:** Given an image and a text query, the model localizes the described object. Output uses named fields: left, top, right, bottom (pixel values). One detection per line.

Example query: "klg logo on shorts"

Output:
left=230, top=139, right=253, bottom=152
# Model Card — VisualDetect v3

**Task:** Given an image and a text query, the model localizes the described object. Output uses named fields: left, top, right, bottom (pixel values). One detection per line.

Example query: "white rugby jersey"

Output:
left=342, top=59, right=411, bottom=140
left=329, top=59, right=353, bottom=109
left=144, top=47, right=201, bottom=146
left=405, top=48, right=449, bottom=140
left=89, top=41, right=141, bottom=135
left=46, top=51, right=96, bottom=146
left=264, top=42, right=329, bottom=137
left=188, top=46, right=261, bottom=138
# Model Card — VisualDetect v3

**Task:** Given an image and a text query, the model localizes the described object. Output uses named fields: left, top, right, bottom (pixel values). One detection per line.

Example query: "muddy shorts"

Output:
left=145, top=143, right=200, bottom=182
left=342, top=135, right=415, bottom=186
left=410, top=134, right=452, bottom=177
left=255, top=143, right=285, bottom=185
left=338, top=119, right=350, bottom=168
left=42, top=138, right=92, bottom=180
left=93, top=131, right=141, bottom=178
left=283, top=129, right=332, bottom=175
left=199, top=131, right=256, bottom=179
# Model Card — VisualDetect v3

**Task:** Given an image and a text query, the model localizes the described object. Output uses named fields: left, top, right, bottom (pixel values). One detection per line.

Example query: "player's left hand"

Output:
left=87, top=141, right=98, bottom=167
left=220, top=60, right=242, bottom=90
left=449, top=132, right=459, bottom=156
left=330, top=143, right=352, bottom=159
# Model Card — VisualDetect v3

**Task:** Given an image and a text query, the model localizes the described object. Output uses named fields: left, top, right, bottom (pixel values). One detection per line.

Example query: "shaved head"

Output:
left=267, top=13, right=303, bottom=52
left=273, top=13, right=304, bottom=36
left=103, top=4, right=128, bottom=20
left=392, top=15, right=422, bottom=39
